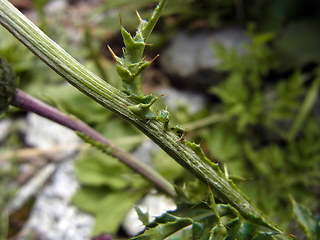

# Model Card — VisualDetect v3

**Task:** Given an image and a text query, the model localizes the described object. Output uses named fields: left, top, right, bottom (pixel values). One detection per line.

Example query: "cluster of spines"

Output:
left=108, top=0, right=233, bottom=183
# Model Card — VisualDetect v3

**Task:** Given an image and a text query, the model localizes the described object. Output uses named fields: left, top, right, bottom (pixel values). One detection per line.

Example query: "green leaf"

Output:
left=135, top=206, right=149, bottom=226
left=288, top=76, right=320, bottom=141
left=93, top=191, right=142, bottom=235
left=131, top=213, right=193, bottom=240
left=152, top=150, right=184, bottom=182
left=291, top=197, right=320, bottom=240
left=74, top=148, right=129, bottom=189
left=72, top=186, right=110, bottom=214
left=210, top=224, right=227, bottom=240
left=204, top=124, right=241, bottom=162
left=97, top=119, right=142, bottom=151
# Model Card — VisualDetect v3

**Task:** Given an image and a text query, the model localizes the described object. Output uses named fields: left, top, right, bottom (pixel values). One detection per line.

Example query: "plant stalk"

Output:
left=0, top=0, right=286, bottom=234
left=11, top=89, right=176, bottom=197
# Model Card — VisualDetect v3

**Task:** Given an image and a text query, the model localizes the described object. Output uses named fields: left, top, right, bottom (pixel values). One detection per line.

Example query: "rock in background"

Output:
left=16, top=113, right=94, bottom=240
left=159, top=28, right=248, bottom=90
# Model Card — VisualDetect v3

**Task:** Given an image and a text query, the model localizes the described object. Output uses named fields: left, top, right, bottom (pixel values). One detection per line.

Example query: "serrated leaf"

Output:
left=131, top=213, right=193, bottom=240
left=168, top=202, right=219, bottom=240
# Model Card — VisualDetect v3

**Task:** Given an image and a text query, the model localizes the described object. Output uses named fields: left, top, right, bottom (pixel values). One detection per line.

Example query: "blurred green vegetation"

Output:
left=0, top=0, right=320, bottom=239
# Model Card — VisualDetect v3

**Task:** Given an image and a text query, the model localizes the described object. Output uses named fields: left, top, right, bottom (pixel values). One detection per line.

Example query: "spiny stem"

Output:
left=142, top=0, right=168, bottom=41
left=11, top=89, right=176, bottom=197
left=0, top=0, right=287, bottom=234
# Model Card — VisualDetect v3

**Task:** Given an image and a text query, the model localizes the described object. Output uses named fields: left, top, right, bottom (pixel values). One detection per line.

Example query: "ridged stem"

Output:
left=0, top=0, right=286, bottom=234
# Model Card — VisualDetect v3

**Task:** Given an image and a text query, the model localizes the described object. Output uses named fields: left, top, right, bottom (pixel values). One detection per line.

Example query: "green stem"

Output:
left=0, top=0, right=286, bottom=234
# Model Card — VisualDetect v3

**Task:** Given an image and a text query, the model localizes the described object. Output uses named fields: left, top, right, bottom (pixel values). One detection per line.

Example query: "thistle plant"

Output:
left=0, top=0, right=295, bottom=238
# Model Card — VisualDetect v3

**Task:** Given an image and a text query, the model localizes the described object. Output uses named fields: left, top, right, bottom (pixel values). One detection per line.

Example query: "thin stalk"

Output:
left=11, top=89, right=176, bottom=197
left=288, top=75, right=320, bottom=141
left=0, top=0, right=286, bottom=233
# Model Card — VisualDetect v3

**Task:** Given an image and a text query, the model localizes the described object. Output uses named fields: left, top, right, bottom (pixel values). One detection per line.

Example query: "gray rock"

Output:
left=0, top=119, right=11, bottom=142
left=9, top=164, right=56, bottom=214
left=18, top=113, right=94, bottom=240
left=21, top=160, right=94, bottom=240
left=131, top=141, right=159, bottom=166
left=25, top=113, right=80, bottom=159
left=123, top=193, right=176, bottom=236
left=160, top=29, right=248, bottom=89
left=157, top=87, right=206, bottom=114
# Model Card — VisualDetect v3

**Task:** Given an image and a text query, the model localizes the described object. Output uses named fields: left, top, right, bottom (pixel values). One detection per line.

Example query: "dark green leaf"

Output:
left=131, top=213, right=193, bottom=240
left=291, top=197, right=320, bottom=240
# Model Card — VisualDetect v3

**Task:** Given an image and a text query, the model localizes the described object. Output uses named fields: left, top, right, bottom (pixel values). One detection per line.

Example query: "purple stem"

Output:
left=11, top=89, right=176, bottom=197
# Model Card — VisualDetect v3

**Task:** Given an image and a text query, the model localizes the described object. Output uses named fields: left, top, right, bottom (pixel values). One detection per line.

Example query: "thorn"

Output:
left=150, top=54, right=159, bottom=64
left=224, top=164, right=229, bottom=179
left=136, top=10, right=142, bottom=22
left=144, top=43, right=153, bottom=46
left=288, top=233, right=296, bottom=238
left=122, top=47, right=126, bottom=55
left=107, top=45, right=117, bottom=63
left=159, top=93, right=166, bottom=98
left=119, top=13, right=123, bottom=26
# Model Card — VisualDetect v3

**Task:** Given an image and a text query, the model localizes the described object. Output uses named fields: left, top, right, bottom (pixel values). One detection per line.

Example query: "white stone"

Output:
left=157, top=87, right=206, bottom=114
left=123, top=193, right=177, bottom=236
left=22, top=160, right=94, bottom=240
left=160, top=29, right=248, bottom=78
left=25, top=113, right=80, bottom=150
left=0, top=119, right=11, bottom=142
